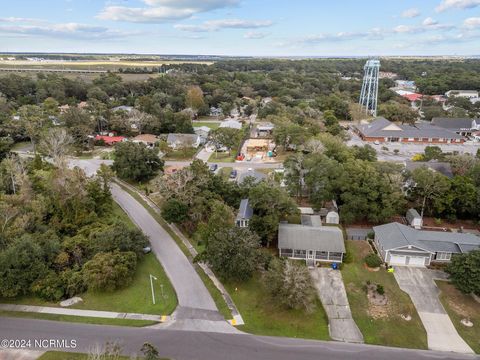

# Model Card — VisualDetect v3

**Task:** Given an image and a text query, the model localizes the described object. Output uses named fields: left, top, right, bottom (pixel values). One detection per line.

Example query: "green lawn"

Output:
left=217, top=167, right=233, bottom=180
left=208, top=152, right=236, bottom=162
left=341, top=241, right=427, bottom=349
left=163, top=147, right=198, bottom=160
left=224, top=275, right=329, bottom=340
left=2, top=253, right=177, bottom=316
left=193, top=121, right=220, bottom=129
left=11, top=141, right=32, bottom=151
left=0, top=310, right=155, bottom=327
left=437, top=281, right=480, bottom=354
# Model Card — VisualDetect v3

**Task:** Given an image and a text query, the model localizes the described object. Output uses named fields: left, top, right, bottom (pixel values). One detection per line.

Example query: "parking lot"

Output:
left=346, top=129, right=480, bottom=162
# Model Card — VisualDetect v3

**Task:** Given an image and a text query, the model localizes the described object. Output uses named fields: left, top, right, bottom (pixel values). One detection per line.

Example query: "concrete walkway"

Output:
left=194, top=147, right=212, bottom=162
left=394, top=267, right=474, bottom=354
left=310, top=268, right=364, bottom=343
left=0, top=304, right=166, bottom=322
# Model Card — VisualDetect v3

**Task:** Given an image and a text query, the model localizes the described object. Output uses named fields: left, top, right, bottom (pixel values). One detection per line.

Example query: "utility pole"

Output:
left=149, top=274, right=157, bottom=305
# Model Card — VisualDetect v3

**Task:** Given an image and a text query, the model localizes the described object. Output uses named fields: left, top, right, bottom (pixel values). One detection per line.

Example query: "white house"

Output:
left=166, top=134, right=201, bottom=150
left=406, top=208, right=422, bottom=229
left=219, top=119, right=242, bottom=130
left=445, top=90, right=479, bottom=99
left=326, top=211, right=340, bottom=225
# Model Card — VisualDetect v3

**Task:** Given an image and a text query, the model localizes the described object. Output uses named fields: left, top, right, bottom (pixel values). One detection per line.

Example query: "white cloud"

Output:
left=436, top=0, right=480, bottom=12
left=0, top=22, right=138, bottom=40
left=98, top=0, right=240, bottom=23
left=463, top=17, right=480, bottom=28
left=175, top=19, right=273, bottom=32
left=401, top=8, right=421, bottom=18
left=422, top=17, right=439, bottom=26
left=244, top=31, right=268, bottom=39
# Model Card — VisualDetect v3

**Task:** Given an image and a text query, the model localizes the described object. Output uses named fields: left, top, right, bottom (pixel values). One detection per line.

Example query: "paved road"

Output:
left=311, top=269, right=364, bottom=343
left=394, top=267, right=474, bottom=354
left=68, top=158, right=282, bottom=177
left=0, top=317, right=477, bottom=360
left=110, top=183, right=235, bottom=333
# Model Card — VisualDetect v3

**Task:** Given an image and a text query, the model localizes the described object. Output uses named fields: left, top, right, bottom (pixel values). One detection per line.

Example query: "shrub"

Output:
left=376, top=284, right=385, bottom=295
left=31, top=271, right=65, bottom=301
left=83, top=251, right=137, bottom=291
left=364, top=253, right=382, bottom=268
left=393, top=149, right=399, bottom=154
left=161, top=198, right=189, bottom=224
left=367, top=231, right=375, bottom=239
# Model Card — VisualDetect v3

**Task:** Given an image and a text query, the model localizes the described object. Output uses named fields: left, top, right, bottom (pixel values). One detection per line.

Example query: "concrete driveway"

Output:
left=310, top=268, right=364, bottom=343
left=394, top=267, right=473, bottom=354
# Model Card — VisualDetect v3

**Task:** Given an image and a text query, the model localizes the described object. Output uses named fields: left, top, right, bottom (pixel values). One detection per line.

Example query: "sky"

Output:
left=0, top=0, right=480, bottom=56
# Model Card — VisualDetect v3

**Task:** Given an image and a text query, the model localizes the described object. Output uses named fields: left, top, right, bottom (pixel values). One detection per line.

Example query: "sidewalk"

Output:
left=0, top=304, right=168, bottom=322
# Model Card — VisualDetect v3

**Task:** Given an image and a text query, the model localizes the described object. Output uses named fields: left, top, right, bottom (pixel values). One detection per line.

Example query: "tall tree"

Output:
left=112, top=142, right=163, bottom=182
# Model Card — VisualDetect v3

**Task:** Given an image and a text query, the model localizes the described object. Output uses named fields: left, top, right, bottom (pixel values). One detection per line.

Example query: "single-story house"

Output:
left=112, top=105, right=134, bottom=113
left=406, top=208, right=422, bottom=229
left=193, top=126, right=211, bottom=141
left=236, top=169, right=266, bottom=184
left=94, top=135, right=126, bottom=146
left=278, top=222, right=345, bottom=265
left=354, top=117, right=465, bottom=144
left=431, top=117, right=480, bottom=137
left=404, top=160, right=454, bottom=178
left=219, top=119, right=242, bottom=130
left=132, top=134, right=158, bottom=147
left=445, top=90, right=479, bottom=99
left=402, top=93, right=423, bottom=102
left=166, top=133, right=201, bottom=150
left=210, top=107, right=222, bottom=117
left=373, top=222, right=480, bottom=267
left=236, top=199, right=253, bottom=228
left=255, top=122, right=275, bottom=137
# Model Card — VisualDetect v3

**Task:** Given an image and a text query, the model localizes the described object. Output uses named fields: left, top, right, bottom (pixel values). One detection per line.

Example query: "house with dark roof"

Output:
left=404, top=160, right=454, bottom=178
left=431, top=118, right=480, bottom=136
left=236, top=169, right=266, bottom=184
left=236, top=199, right=253, bottom=228
left=278, top=221, right=345, bottom=265
left=373, top=222, right=480, bottom=267
left=354, top=117, right=465, bottom=144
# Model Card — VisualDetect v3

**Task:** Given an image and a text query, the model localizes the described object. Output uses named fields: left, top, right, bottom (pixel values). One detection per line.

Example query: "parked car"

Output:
left=373, top=140, right=380, bottom=145
left=209, top=164, right=218, bottom=172
left=229, top=169, right=238, bottom=179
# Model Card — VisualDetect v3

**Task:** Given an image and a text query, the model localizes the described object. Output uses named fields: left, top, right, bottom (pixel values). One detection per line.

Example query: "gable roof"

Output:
left=278, top=223, right=345, bottom=253
left=356, top=117, right=464, bottom=140
left=405, top=160, right=454, bottom=178
left=132, top=134, right=158, bottom=143
left=374, top=222, right=480, bottom=254
left=219, top=119, right=242, bottom=129
left=236, top=199, right=253, bottom=221
left=431, top=118, right=477, bottom=130
left=166, top=133, right=199, bottom=146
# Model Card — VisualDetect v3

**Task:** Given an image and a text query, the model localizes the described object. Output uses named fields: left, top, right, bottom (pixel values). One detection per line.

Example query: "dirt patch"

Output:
left=348, top=240, right=373, bottom=260
left=367, top=284, right=389, bottom=319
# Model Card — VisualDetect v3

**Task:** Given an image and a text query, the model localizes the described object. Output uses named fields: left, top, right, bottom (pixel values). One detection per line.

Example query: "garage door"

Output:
left=408, top=256, right=426, bottom=266
left=390, top=255, right=407, bottom=265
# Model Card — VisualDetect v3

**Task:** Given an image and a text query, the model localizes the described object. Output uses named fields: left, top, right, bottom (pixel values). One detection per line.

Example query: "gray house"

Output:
left=278, top=222, right=345, bottom=265
left=166, top=133, right=201, bottom=150
left=374, top=222, right=480, bottom=267
left=431, top=117, right=480, bottom=136
left=236, top=199, right=253, bottom=228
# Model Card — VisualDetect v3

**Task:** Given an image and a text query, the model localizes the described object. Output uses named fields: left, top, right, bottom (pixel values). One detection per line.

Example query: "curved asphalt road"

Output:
left=0, top=317, right=476, bottom=360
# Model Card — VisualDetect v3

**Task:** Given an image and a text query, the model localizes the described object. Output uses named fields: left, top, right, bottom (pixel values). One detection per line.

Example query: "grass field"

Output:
left=0, top=310, right=155, bottom=327
left=162, top=147, right=198, bottom=160
left=437, top=281, right=480, bottom=354
left=341, top=241, right=428, bottom=349
left=192, top=121, right=220, bottom=129
left=0, top=203, right=177, bottom=317
left=224, top=275, right=329, bottom=340
left=208, top=152, right=236, bottom=162
left=2, top=253, right=177, bottom=316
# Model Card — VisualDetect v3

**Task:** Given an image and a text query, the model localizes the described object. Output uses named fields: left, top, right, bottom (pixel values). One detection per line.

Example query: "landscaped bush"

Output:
left=367, top=231, right=375, bottom=239
left=364, top=253, right=382, bottom=268
left=376, top=284, right=385, bottom=295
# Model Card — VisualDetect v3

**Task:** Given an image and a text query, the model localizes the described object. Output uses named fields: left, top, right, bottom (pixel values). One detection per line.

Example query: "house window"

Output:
left=428, top=138, right=433, bottom=142
left=436, top=252, right=451, bottom=261
left=280, top=248, right=293, bottom=257
left=294, top=249, right=306, bottom=259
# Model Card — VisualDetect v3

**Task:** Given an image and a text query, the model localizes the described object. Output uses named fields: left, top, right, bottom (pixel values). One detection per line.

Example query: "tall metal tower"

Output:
left=359, top=59, right=380, bottom=117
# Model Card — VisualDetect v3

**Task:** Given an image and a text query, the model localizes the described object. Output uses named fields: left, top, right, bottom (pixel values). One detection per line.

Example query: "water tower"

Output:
left=359, top=59, right=380, bottom=117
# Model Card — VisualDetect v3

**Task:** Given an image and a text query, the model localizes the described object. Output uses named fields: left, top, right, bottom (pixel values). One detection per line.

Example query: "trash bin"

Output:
left=332, top=263, right=338, bottom=270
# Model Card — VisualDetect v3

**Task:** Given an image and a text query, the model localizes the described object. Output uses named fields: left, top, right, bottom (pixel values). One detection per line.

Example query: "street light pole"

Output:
left=149, top=274, right=157, bottom=305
